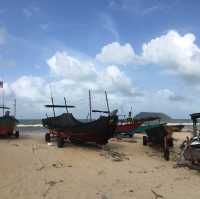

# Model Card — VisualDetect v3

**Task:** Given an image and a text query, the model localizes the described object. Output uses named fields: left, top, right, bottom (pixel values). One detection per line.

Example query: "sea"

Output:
left=17, top=119, right=46, bottom=134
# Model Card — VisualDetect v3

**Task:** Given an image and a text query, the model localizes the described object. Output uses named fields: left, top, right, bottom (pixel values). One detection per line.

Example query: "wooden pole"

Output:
left=49, top=85, right=55, bottom=117
left=105, top=90, right=110, bottom=114
left=89, top=90, right=92, bottom=121
left=64, top=97, right=68, bottom=113
left=14, top=99, right=16, bottom=117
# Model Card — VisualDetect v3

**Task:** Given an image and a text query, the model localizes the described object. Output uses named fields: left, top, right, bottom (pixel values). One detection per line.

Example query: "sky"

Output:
left=1, top=0, right=200, bottom=119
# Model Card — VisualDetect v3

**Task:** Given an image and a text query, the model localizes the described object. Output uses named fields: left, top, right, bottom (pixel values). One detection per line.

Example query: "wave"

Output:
left=17, top=124, right=43, bottom=127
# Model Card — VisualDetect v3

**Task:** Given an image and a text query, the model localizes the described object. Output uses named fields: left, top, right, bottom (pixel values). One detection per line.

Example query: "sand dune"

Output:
left=0, top=132, right=200, bottom=199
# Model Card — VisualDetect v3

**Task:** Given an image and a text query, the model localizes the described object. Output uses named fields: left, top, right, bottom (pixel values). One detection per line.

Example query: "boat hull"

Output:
left=42, top=113, right=118, bottom=145
left=0, top=116, right=18, bottom=136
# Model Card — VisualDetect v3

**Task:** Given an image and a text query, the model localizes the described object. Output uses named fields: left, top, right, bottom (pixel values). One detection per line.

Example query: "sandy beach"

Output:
left=0, top=132, right=200, bottom=199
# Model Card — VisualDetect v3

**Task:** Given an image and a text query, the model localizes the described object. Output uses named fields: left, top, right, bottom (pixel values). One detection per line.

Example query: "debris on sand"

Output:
left=52, top=161, right=64, bottom=168
left=36, top=165, right=45, bottom=171
left=151, top=189, right=164, bottom=199
left=43, top=179, right=64, bottom=198
left=100, top=149, right=129, bottom=161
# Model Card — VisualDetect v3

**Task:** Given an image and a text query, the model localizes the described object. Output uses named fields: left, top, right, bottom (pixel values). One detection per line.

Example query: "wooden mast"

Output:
left=14, top=99, right=16, bottom=117
left=89, top=90, right=92, bottom=121
left=105, top=90, right=110, bottom=114
left=64, top=97, right=68, bottom=113
left=49, top=85, right=56, bottom=117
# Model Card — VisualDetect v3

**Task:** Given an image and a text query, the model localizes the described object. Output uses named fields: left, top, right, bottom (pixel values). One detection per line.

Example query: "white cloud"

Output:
left=11, top=76, right=47, bottom=101
left=0, top=25, right=7, bottom=45
left=47, top=51, right=138, bottom=97
left=96, top=31, right=200, bottom=82
left=96, top=42, right=136, bottom=65
left=47, top=52, right=97, bottom=82
left=97, top=65, right=137, bottom=96
left=142, top=30, right=200, bottom=80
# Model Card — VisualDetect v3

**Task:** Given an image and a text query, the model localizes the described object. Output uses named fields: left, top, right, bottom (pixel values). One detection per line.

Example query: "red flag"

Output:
left=0, top=81, right=3, bottom=88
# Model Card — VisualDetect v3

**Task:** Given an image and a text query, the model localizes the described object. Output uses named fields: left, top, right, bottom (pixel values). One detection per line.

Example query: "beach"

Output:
left=0, top=131, right=200, bottom=199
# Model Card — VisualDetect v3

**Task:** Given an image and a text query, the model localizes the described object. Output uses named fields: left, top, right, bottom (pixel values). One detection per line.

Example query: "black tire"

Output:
left=15, top=131, right=19, bottom=138
left=164, top=148, right=170, bottom=161
left=45, top=133, right=51, bottom=142
left=57, top=137, right=64, bottom=148
left=143, top=136, right=148, bottom=145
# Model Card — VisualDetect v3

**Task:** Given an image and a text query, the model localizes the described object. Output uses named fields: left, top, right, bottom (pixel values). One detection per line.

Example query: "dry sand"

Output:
left=0, top=132, right=200, bottom=199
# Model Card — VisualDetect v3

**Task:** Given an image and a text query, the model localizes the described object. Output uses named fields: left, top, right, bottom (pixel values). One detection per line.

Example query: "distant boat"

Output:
left=0, top=106, right=19, bottom=138
left=0, top=81, right=19, bottom=138
left=114, top=111, right=160, bottom=138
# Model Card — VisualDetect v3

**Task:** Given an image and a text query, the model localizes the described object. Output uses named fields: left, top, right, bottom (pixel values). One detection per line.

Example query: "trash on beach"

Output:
left=100, top=149, right=129, bottom=161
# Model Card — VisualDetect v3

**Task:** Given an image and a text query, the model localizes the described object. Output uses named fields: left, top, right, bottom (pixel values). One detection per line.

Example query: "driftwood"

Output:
left=151, top=189, right=164, bottom=199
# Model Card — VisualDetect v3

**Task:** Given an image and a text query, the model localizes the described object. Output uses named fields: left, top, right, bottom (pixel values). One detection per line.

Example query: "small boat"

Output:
left=0, top=106, right=19, bottom=138
left=0, top=81, right=19, bottom=138
left=114, top=112, right=160, bottom=138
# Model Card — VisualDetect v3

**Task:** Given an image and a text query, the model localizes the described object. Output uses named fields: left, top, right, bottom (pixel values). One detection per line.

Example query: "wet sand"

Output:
left=0, top=132, right=200, bottom=199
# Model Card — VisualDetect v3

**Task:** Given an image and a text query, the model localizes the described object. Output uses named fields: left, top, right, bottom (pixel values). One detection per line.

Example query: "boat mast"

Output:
left=105, top=90, right=110, bottom=114
left=89, top=90, right=92, bottom=121
left=14, top=99, right=16, bottom=117
left=49, top=85, right=56, bottom=117
left=64, top=97, right=69, bottom=113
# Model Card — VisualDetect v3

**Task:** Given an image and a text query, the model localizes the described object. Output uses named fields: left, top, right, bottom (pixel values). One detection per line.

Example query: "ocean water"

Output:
left=17, top=119, right=46, bottom=134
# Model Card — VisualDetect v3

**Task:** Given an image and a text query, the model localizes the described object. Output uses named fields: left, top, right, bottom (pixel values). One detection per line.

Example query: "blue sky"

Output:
left=1, top=0, right=200, bottom=119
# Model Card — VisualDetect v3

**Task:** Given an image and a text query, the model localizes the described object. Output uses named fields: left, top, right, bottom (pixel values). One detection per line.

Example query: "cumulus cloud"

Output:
left=47, top=52, right=97, bottom=81
left=96, top=31, right=200, bottom=83
left=47, top=51, right=139, bottom=97
left=10, top=76, right=47, bottom=102
left=142, top=30, right=200, bottom=80
left=97, top=65, right=138, bottom=96
left=96, top=42, right=136, bottom=65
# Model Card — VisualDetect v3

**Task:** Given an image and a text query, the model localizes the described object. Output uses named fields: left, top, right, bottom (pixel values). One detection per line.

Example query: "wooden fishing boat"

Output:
left=42, top=92, right=118, bottom=147
left=0, top=106, right=19, bottom=138
left=42, top=110, right=118, bottom=147
left=114, top=115, right=160, bottom=138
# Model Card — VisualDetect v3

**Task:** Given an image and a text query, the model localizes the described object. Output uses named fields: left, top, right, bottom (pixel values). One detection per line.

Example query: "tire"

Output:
left=15, top=131, right=19, bottom=138
left=45, top=133, right=51, bottom=142
left=57, top=137, right=64, bottom=148
left=164, top=149, right=170, bottom=161
left=143, top=136, right=148, bottom=145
